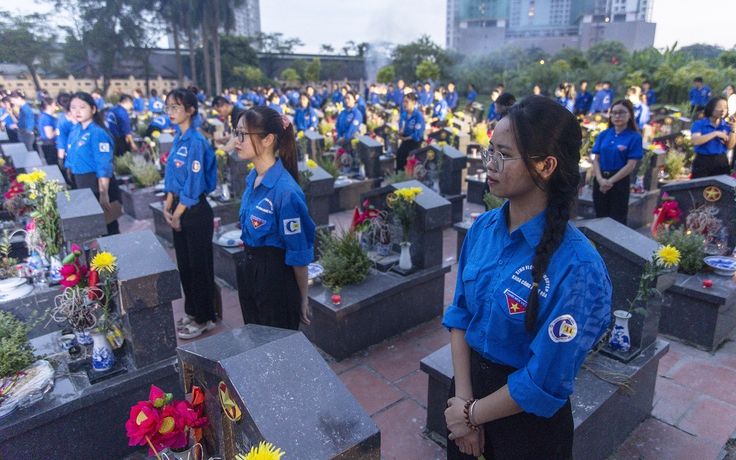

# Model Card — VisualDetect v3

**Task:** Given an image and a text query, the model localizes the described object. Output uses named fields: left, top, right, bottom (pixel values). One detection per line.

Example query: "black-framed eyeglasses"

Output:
left=232, top=129, right=265, bottom=142
left=610, top=110, right=629, bottom=117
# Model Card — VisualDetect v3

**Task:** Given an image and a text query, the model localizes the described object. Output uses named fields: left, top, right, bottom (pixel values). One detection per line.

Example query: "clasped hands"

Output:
left=446, top=396, right=485, bottom=458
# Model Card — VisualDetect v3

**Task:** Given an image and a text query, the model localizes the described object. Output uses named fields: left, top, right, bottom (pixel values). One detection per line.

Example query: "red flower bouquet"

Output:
left=652, top=193, right=682, bottom=236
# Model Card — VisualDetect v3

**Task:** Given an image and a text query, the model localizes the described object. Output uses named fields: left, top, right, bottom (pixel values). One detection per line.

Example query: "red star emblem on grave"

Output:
left=704, top=186, right=722, bottom=202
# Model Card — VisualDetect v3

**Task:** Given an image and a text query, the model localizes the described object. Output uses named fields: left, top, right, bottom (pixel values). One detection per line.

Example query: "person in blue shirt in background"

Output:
left=146, top=113, right=174, bottom=137
left=464, top=84, right=477, bottom=111
left=133, top=89, right=146, bottom=113
left=148, top=89, right=165, bottom=114
left=234, top=105, right=315, bottom=330
left=321, top=84, right=329, bottom=104
left=642, top=81, right=656, bottom=107
left=9, top=91, right=36, bottom=152
left=107, top=94, right=139, bottom=157
left=446, top=82, right=459, bottom=111
left=627, top=86, right=650, bottom=130
left=395, top=93, right=425, bottom=172
left=294, top=93, right=318, bottom=133
left=91, top=90, right=106, bottom=111
left=37, top=97, right=58, bottom=165
left=331, top=83, right=344, bottom=105
left=690, top=97, right=736, bottom=178
left=574, top=80, right=593, bottom=115
left=55, top=93, right=75, bottom=182
left=485, top=90, right=501, bottom=125
left=556, top=83, right=576, bottom=114
left=306, top=86, right=322, bottom=109
left=588, top=81, right=614, bottom=115
left=592, top=99, right=643, bottom=225
left=162, top=88, right=218, bottom=340
left=428, top=88, right=449, bottom=128
left=0, top=97, right=19, bottom=143
left=335, top=91, right=363, bottom=144
left=267, top=92, right=283, bottom=114
left=355, top=92, right=367, bottom=120
left=443, top=96, right=611, bottom=460
left=689, top=77, right=712, bottom=117
left=369, top=84, right=381, bottom=105
left=419, top=82, right=433, bottom=113
left=66, top=92, right=121, bottom=234
left=197, top=89, right=207, bottom=103
left=392, top=80, right=406, bottom=107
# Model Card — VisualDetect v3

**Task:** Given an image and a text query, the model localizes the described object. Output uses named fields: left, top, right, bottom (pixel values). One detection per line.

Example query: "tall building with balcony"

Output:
left=448, top=0, right=655, bottom=55
left=232, top=0, right=261, bottom=38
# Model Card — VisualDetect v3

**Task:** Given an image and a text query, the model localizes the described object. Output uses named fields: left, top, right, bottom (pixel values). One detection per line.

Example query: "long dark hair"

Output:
left=611, top=99, right=638, bottom=132
left=505, top=96, right=582, bottom=332
left=238, top=106, right=298, bottom=183
left=70, top=92, right=108, bottom=132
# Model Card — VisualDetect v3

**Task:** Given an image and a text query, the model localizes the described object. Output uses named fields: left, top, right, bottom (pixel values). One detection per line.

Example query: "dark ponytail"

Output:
left=238, top=105, right=299, bottom=183
left=71, top=92, right=109, bottom=133
left=504, top=96, right=582, bottom=332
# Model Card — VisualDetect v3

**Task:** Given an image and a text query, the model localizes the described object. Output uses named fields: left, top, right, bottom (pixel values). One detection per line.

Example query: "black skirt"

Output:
left=447, top=350, right=573, bottom=460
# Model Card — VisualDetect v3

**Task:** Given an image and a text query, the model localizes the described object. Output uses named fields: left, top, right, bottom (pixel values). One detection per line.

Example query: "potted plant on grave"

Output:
left=16, top=169, right=68, bottom=259
left=387, top=187, right=423, bottom=271
left=125, top=384, right=209, bottom=460
left=655, top=228, right=705, bottom=275
left=608, top=245, right=680, bottom=354
left=318, top=228, right=372, bottom=305
left=121, top=162, right=163, bottom=219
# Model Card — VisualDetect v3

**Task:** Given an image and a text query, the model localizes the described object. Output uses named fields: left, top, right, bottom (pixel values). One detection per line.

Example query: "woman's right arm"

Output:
left=692, top=129, right=727, bottom=146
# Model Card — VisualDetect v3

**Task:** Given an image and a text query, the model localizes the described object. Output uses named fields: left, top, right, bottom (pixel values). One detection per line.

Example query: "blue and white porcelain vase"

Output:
left=608, top=310, right=631, bottom=352
left=91, top=330, right=115, bottom=371
left=74, top=327, right=94, bottom=346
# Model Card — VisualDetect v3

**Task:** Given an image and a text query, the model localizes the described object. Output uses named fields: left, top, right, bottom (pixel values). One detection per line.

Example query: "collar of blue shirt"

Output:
left=485, top=201, right=547, bottom=248
left=247, top=158, right=286, bottom=189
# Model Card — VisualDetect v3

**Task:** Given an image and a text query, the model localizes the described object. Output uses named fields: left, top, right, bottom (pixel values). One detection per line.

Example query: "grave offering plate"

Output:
left=704, top=256, right=736, bottom=277
left=0, top=283, right=34, bottom=303
left=216, top=230, right=242, bottom=247
left=0, top=360, right=55, bottom=418
left=307, top=262, right=323, bottom=281
left=0, top=278, right=27, bottom=292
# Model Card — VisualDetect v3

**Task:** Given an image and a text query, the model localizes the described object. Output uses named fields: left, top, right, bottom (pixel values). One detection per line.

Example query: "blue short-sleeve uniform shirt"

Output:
left=433, top=99, right=448, bottom=121
left=133, top=97, right=145, bottom=113
left=591, top=127, right=643, bottom=171
left=37, top=112, right=57, bottom=140
left=467, top=90, right=477, bottom=103
left=691, top=118, right=732, bottom=155
left=239, top=159, right=315, bottom=267
left=56, top=112, right=74, bottom=150
left=294, top=106, right=318, bottom=132
left=575, top=91, right=593, bottom=113
left=399, top=109, right=425, bottom=142
left=18, top=103, right=35, bottom=131
left=163, top=127, right=217, bottom=206
left=150, top=114, right=172, bottom=131
left=443, top=203, right=612, bottom=417
left=149, top=97, right=164, bottom=113
left=66, top=122, right=114, bottom=178
left=335, top=106, right=363, bottom=139
left=446, top=90, right=459, bottom=109
left=106, top=104, right=132, bottom=137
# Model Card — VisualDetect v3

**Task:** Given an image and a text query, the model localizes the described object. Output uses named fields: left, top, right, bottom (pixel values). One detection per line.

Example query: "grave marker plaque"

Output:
left=304, top=130, right=325, bottom=160
left=57, top=188, right=106, bottom=245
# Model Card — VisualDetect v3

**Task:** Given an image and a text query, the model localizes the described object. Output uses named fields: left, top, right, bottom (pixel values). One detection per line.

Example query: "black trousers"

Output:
left=113, top=136, right=128, bottom=157
left=172, top=197, right=217, bottom=325
left=691, top=153, right=730, bottom=179
left=6, top=129, right=19, bottom=143
left=593, top=171, right=630, bottom=225
left=18, top=129, right=35, bottom=152
left=396, top=139, right=420, bottom=172
left=72, top=171, right=121, bottom=235
left=236, top=245, right=302, bottom=331
left=40, top=141, right=58, bottom=166
left=447, top=350, right=573, bottom=460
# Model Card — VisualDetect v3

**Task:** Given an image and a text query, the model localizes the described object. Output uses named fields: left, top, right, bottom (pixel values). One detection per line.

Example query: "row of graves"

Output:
left=3, top=98, right=736, bottom=458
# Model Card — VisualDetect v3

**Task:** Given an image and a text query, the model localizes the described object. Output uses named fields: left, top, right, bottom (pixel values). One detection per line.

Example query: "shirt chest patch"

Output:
left=618, top=145, right=627, bottom=151
left=77, top=133, right=90, bottom=147
left=504, top=289, right=527, bottom=315
left=174, top=159, right=184, bottom=168
left=256, top=198, right=274, bottom=214
left=100, top=142, right=110, bottom=152
left=251, top=215, right=266, bottom=229
left=176, top=147, right=188, bottom=157
left=548, top=315, right=578, bottom=343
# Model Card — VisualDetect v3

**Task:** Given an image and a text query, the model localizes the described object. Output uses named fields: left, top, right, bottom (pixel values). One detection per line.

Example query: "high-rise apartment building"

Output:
left=232, top=0, right=261, bottom=38
left=447, top=0, right=655, bottom=55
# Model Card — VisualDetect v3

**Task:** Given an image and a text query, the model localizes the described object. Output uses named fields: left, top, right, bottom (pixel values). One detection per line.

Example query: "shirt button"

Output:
left=498, top=260, right=503, bottom=265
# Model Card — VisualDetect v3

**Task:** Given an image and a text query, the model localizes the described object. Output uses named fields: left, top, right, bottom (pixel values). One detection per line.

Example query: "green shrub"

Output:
left=663, top=152, right=684, bottom=179
left=318, top=228, right=372, bottom=293
left=384, top=170, right=409, bottom=185
left=655, top=227, right=705, bottom=275
left=113, top=152, right=138, bottom=176
left=483, top=192, right=506, bottom=211
left=0, top=311, right=37, bottom=379
left=130, top=162, right=162, bottom=187
left=318, top=156, right=339, bottom=178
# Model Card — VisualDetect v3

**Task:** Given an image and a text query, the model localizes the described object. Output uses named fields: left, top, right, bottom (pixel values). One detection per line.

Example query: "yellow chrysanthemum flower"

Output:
left=90, top=252, right=117, bottom=273
left=0, top=158, right=5, bottom=167
left=452, top=127, right=459, bottom=135
left=16, top=173, right=31, bottom=184
left=247, top=163, right=255, bottom=171
left=215, top=149, right=227, bottom=157
left=648, top=144, right=656, bottom=151
left=391, top=125, right=397, bottom=131
left=151, top=131, right=160, bottom=138
left=306, top=159, right=317, bottom=169
left=410, top=187, right=423, bottom=195
left=29, top=193, right=36, bottom=200
left=237, top=441, right=285, bottom=460
left=31, top=169, right=47, bottom=182
left=351, top=138, right=360, bottom=148
left=296, top=131, right=304, bottom=139
left=656, top=245, right=680, bottom=268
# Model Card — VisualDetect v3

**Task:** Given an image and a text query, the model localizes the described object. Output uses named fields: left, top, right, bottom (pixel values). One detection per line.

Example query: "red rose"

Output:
left=125, top=401, right=161, bottom=449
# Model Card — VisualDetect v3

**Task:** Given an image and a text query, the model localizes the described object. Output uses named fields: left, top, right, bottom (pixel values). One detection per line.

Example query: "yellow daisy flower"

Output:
left=656, top=245, right=680, bottom=268
left=151, top=131, right=160, bottom=138
left=90, top=252, right=117, bottom=273
left=16, top=173, right=31, bottom=184
left=410, top=187, right=423, bottom=196
left=306, top=159, right=317, bottom=169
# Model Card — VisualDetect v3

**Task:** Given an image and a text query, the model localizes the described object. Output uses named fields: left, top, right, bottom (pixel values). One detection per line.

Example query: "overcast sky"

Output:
left=0, top=0, right=734, bottom=54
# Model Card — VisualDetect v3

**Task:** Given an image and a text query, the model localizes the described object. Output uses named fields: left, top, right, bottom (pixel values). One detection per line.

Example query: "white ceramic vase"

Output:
left=399, top=242, right=412, bottom=270
left=91, top=330, right=115, bottom=371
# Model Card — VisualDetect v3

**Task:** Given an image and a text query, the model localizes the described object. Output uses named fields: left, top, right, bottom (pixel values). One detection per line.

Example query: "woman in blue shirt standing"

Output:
left=443, top=96, right=611, bottom=460
left=66, top=92, right=122, bottom=235
left=234, top=106, right=315, bottom=330
left=9, top=91, right=36, bottom=152
left=335, top=91, right=363, bottom=144
left=37, top=97, right=58, bottom=165
left=396, top=93, right=425, bottom=172
left=690, top=97, right=736, bottom=179
left=591, top=99, right=643, bottom=225
left=163, top=88, right=218, bottom=340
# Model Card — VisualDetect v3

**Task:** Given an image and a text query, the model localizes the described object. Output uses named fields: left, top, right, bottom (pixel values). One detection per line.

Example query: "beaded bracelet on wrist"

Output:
left=463, top=398, right=481, bottom=431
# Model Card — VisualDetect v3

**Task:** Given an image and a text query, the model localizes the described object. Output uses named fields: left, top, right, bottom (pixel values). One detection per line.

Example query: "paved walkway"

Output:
left=119, top=202, right=736, bottom=460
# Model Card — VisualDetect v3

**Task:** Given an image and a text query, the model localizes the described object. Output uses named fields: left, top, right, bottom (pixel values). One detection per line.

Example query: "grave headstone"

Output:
left=356, top=135, right=383, bottom=179
left=303, top=130, right=325, bottom=160
left=177, top=325, right=380, bottom=459
left=36, top=165, right=67, bottom=189
left=227, top=150, right=251, bottom=200
left=300, top=163, right=334, bottom=228
left=151, top=199, right=239, bottom=245
left=409, top=144, right=467, bottom=223
left=120, top=184, right=161, bottom=220
left=0, top=142, right=28, bottom=158
left=57, top=188, right=106, bottom=246
left=427, top=127, right=470, bottom=153
left=0, top=129, right=8, bottom=143
left=8, top=149, right=43, bottom=173
left=577, top=187, right=660, bottom=229
left=157, top=132, right=174, bottom=154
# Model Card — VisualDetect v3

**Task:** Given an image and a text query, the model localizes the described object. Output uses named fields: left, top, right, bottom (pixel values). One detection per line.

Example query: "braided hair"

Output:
left=504, top=96, right=582, bottom=332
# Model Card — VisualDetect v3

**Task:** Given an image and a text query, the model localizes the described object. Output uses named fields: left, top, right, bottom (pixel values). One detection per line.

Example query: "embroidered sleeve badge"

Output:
left=100, top=143, right=110, bottom=152
left=548, top=315, right=578, bottom=343
left=192, top=160, right=201, bottom=172
left=283, top=218, right=301, bottom=235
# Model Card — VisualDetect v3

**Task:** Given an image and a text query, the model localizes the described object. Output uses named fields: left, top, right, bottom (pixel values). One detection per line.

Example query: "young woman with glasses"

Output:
left=591, top=99, right=643, bottom=225
left=443, top=96, right=611, bottom=460
left=233, top=106, right=315, bottom=330
left=163, top=88, right=218, bottom=340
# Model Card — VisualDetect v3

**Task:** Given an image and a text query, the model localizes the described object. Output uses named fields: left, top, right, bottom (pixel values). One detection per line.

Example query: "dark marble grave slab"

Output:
left=1, top=142, right=28, bottom=157
left=0, top=284, right=66, bottom=339
left=465, top=172, right=486, bottom=205
left=96, top=230, right=181, bottom=368
left=177, top=325, right=380, bottom=459
left=380, top=154, right=395, bottom=176
left=356, top=136, right=383, bottom=179
left=453, top=220, right=472, bottom=261
left=303, top=265, right=451, bottom=360
left=213, top=223, right=245, bottom=289
left=57, top=188, right=106, bottom=244
left=301, top=163, right=335, bottom=227
left=661, top=271, right=736, bottom=350
left=157, top=132, right=174, bottom=154
left=0, top=130, right=8, bottom=143
left=577, top=187, right=660, bottom=229
left=228, top=150, right=251, bottom=199
left=329, top=178, right=381, bottom=214
left=36, top=165, right=67, bottom=189
left=8, top=150, right=43, bottom=173
left=304, top=130, right=325, bottom=159
left=120, top=184, right=160, bottom=220
left=421, top=340, right=668, bottom=460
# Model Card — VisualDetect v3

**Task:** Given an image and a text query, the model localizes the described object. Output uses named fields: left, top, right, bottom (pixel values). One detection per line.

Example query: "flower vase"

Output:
left=74, top=328, right=94, bottom=346
left=608, top=310, right=631, bottom=352
left=91, top=329, right=115, bottom=371
left=399, top=242, right=412, bottom=270
left=221, top=183, right=231, bottom=201
left=49, top=255, right=63, bottom=283
left=166, top=442, right=204, bottom=460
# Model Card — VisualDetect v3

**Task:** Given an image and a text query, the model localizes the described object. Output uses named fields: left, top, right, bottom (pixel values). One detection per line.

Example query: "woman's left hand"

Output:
left=168, top=213, right=181, bottom=232
left=300, top=299, right=311, bottom=326
left=445, top=396, right=473, bottom=440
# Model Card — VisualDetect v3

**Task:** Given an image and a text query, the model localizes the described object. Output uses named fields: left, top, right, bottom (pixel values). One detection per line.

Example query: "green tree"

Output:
left=376, top=65, right=395, bottom=84
left=718, top=49, right=736, bottom=69
left=304, top=58, right=321, bottom=83
left=680, top=44, right=724, bottom=61
left=280, top=68, right=300, bottom=84
left=255, top=32, right=304, bottom=78
left=219, top=34, right=259, bottom=88
left=391, top=35, right=452, bottom=81
left=0, top=11, right=57, bottom=90
left=586, top=40, right=630, bottom=65
left=415, top=59, right=440, bottom=81
left=232, top=65, right=269, bottom=88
